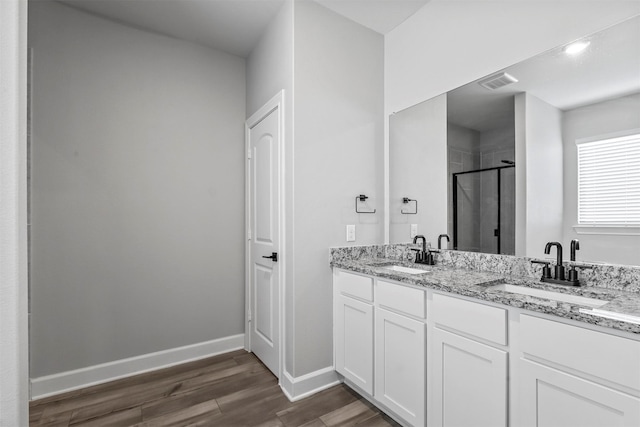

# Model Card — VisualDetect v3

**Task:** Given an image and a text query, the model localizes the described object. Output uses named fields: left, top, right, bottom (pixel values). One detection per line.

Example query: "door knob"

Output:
left=262, top=252, right=278, bottom=262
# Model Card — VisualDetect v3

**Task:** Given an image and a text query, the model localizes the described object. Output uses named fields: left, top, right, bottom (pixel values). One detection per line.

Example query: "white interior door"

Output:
left=247, top=102, right=280, bottom=377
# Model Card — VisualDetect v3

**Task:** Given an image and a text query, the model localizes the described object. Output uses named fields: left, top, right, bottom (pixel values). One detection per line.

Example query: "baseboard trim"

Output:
left=30, top=334, right=245, bottom=400
left=280, top=367, right=341, bottom=402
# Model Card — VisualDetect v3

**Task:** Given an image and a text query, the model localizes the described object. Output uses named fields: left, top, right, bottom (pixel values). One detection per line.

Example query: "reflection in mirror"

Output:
left=389, top=16, right=640, bottom=265
left=389, top=95, right=447, bottom=246
left=450, top=160, right=515, bottom=255
left=447, top=85, right=516, bottom=255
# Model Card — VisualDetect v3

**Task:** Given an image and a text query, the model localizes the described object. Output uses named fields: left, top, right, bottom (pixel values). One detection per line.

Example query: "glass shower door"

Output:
left=453, top=165, right=515, bottom=255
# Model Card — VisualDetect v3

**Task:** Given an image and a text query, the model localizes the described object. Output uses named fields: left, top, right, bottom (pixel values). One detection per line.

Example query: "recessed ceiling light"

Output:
left=564, top=41, right=591, bottom=55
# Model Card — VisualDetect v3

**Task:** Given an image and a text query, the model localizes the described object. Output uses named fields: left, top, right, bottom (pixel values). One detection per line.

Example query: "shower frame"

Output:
left=452, top=164, right=515, bottom=254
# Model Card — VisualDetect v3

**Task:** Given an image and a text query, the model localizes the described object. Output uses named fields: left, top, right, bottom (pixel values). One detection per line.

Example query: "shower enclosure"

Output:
left=452, top=163, right=515, bottom=255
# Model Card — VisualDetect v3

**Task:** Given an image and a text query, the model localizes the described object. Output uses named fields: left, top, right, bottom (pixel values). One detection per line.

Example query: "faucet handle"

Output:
left=531, top=260, right=550, bottom=266
left=410, top=248, right=423, bottom=263
left=531, top=260, right=552, bottom=279
left=425, top=251, right=435, bottom=265
left=567, top=267, right=580, bottom=283
left=567, top=262, right=592, bottom=270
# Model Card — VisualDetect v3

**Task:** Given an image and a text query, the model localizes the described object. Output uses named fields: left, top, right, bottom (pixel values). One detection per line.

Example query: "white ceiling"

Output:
left=314, top=0, right=429, bottom=34
left=447, top=15, right=640, bottom=133
left=56, top=0, right=286, bottom=57
left=53, top=0, right=430, bottom=57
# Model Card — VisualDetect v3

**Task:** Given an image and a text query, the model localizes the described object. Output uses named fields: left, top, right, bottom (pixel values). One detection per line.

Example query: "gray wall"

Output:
left=447, top=123, right=480, bottom=251
left=562, top=93, right=640, bottom=265
left=246, top=0, right=296, bottom=375
left=515, top=93, right=563, bottom=259
left=247, top=0, right=384, bottom=378
left=246, top=0, right=293, bottom=118
left=247, top=1, right=383, bottom=377
left=293, top=1, right=384, bottom=376
left=29, top=1, right=246, bottom=377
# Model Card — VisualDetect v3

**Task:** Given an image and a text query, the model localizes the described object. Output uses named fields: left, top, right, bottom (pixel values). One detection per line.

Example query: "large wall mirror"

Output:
left=389, top=16, right=640, bottom=265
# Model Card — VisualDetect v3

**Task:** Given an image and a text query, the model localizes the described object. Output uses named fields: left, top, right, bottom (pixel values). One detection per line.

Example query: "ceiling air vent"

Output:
left=478, top=72, right=518, bottom=90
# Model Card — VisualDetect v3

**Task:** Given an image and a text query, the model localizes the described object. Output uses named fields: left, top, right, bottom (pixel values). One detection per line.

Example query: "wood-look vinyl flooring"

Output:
left=30, top=350, right=400, bottom=427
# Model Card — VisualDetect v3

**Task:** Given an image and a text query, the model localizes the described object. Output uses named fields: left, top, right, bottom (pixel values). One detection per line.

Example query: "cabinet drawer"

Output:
left=377, top=279, right=426, bottom=319
left=520, top=315, right=640, bottom=392
left=334, top=269, right=373, bottom=302
left=432, top=293, right=507, bottom=346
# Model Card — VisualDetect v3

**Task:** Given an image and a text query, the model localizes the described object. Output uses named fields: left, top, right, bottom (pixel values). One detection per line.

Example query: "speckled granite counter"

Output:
left=330, top=245, right=640, bottom=335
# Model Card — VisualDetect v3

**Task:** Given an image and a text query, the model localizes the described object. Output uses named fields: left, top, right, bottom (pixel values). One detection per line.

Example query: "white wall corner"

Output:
left=279, top=367, right=342, bottom=402
left=0, top=0, right=29, bottom=424
left=30, top=334, right=245, bottom=400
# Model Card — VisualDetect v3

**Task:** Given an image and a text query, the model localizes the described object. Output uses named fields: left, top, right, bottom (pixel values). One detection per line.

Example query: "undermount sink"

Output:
left=382, top=265, right=430, bottom=275
left=488, top=284, right=608, bottom=308
left=382, top=265, right=429, bottom=274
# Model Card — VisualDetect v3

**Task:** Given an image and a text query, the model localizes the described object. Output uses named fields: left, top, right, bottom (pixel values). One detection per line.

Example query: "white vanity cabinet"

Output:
left=333, top=270, right=426, bottom=426
left=333, top=269, right=374, bottom=394
left=517, top=314, right=640, bottom=427
left=375, top=280, right=426, bottom=427
left=429, top=293, right=508, bottom=427
left=332, top=266, right=640, bottom=427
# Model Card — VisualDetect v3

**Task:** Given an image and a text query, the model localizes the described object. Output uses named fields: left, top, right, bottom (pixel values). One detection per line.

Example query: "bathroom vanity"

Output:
left=331, top=245, right=640, bottom=427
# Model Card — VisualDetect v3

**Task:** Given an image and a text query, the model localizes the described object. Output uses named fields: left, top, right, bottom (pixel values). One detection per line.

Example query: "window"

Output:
left=577, top=130, right=640, bottom=229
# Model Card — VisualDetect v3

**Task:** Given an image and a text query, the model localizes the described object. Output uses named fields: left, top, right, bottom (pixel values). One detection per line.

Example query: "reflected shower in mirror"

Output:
left=447, top=90, right=517, bottom=255
left=451, top=162, right=515, bottom=255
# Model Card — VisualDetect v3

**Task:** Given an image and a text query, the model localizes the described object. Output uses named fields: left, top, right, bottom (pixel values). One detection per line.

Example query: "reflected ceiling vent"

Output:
left=478, top=72, right=518, bottom=90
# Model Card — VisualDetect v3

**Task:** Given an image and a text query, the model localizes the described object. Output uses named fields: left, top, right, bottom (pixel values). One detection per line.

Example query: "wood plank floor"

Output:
left=30, top=350, right=400, bottom=427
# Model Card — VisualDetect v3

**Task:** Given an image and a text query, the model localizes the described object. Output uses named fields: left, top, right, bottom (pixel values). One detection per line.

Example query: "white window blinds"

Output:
left=577, top=132, right=640, bottom=226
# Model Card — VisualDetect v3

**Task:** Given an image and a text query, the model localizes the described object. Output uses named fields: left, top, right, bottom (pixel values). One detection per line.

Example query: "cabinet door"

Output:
left=375, top=308, right=425, bottom=426
left=430, top=327, right=507, bottom=427
left=519, top=359, right=640, bottom=427
left=334, top=294, right=373, bottom=394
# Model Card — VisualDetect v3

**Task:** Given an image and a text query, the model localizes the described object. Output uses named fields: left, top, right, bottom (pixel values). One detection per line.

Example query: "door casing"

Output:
left=244, top=90, right=286, bottom=380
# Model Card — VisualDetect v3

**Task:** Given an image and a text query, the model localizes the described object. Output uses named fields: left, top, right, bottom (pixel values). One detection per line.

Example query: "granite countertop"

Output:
left=332, top=257, right=640, bottom=335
